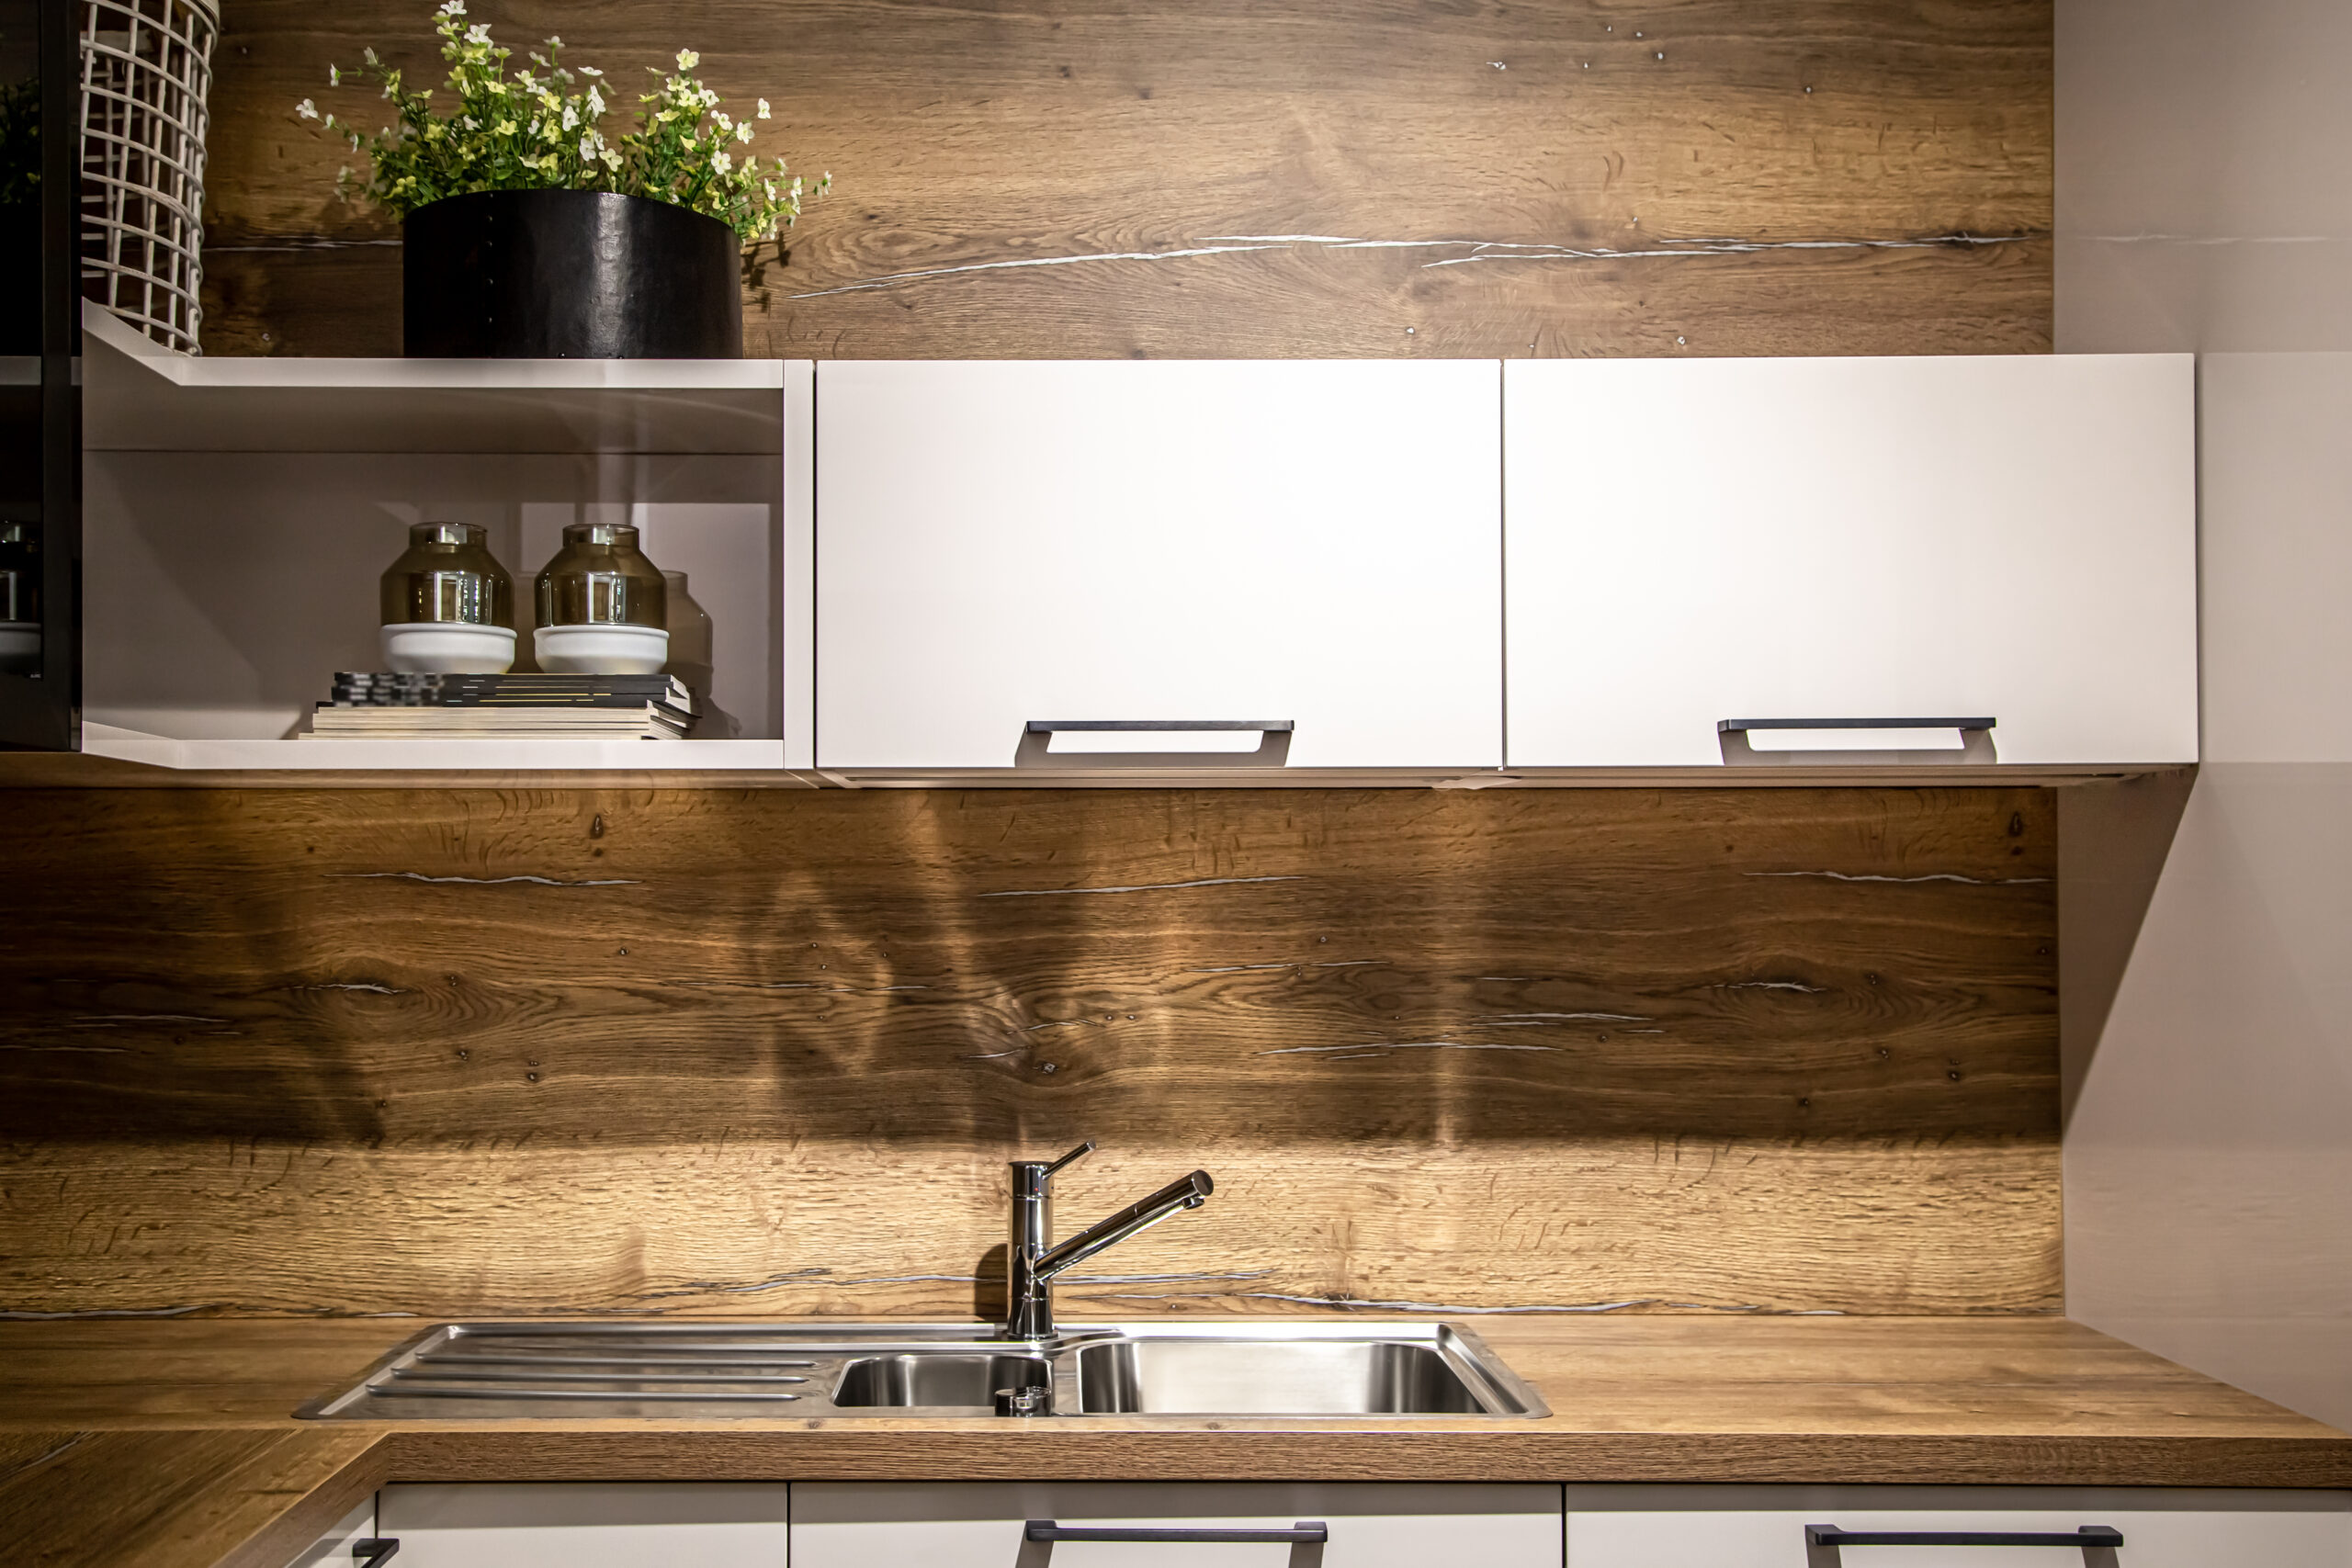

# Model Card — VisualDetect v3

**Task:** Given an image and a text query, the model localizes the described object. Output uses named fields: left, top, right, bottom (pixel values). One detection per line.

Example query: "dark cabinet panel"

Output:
left=0, top=0, right=77, bottom=750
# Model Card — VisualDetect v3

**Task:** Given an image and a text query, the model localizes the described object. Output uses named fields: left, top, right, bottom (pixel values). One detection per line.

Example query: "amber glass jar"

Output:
left=534, top=522, right=667, bottom=629
left=379, top=522, right=514, bottom=627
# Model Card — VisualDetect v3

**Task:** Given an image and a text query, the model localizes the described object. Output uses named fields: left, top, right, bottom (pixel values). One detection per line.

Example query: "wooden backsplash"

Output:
left=198, top=0, right=2053, bottom=357
left=0, top=786, right=2060, bottom=1319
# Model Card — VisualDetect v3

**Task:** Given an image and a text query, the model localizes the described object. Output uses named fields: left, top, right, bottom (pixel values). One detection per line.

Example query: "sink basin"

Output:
left=298, top=1320, right=1547, bottom=1420
left=1074, top=1336, right=1487, bottom=1415
left=834, top=1352, right=1050, bottom=1408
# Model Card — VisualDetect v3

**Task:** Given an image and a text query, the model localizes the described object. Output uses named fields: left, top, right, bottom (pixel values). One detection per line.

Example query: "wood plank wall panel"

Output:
left=0, top=787, right=2059, bottom=1319
left=197, top=0, right=2053, bottom=358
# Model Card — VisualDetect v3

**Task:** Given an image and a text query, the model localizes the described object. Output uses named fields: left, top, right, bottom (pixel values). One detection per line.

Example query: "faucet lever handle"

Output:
left=1042, top=1140, right=1095, bottom=1178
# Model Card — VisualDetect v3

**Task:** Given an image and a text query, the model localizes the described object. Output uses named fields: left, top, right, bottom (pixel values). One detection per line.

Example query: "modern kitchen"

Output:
left=3, top=0, right=2349, bottom=1563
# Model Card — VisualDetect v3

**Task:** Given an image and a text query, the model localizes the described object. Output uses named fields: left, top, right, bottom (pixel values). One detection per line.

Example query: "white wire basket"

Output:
left=79, top=0, right=220, bottom=355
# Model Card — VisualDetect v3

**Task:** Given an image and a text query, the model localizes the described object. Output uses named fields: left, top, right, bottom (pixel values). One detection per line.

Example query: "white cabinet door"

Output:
left=793, top=1481, right=1560, bottom=1566
left=1504, top=355, right=2198, bottom=769
left=376, top=1483, right=789, bottom=1567
left=1564, top=1484, right=2352, bottom=1567
left=816, top=360, right=1503, bottom=771
left=284, top=1496, right=378, bottom=1568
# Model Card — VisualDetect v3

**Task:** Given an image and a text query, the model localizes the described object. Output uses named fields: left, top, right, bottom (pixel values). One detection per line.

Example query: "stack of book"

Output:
left=305, top=672, right=695, bottom=741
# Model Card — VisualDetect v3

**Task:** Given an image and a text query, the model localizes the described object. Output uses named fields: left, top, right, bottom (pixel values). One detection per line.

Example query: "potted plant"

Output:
left=300, top=3, right=826, bottom=358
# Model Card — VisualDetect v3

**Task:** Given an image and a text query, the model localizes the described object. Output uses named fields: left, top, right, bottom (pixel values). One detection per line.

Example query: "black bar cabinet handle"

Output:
left=1805, top=1524, right=2122, bottom=1566
left=1025, top=1518, right=1328, bottom=1544
left=1810, top=1527, right=2122, bottom=1547
left=1719, top=717, right=1996, bottom=733
left=1026, top=720, right=1295, bottom=733
left=351, top=1540, right=401, bottom=1568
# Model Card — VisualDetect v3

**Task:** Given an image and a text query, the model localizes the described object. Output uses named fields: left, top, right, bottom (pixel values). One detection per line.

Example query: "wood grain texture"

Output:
left=0, top=1426, right=380, bottom=1568
left=0, top=786, right=2058, bottom=1317
left=4, top=1319, right=2345, bottom=1568
left=4, top=1317, right=2328, bottom=1440
left=194, top=0, right=2052, bottom=357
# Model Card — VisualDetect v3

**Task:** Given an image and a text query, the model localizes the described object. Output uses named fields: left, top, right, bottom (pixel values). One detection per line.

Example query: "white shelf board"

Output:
left=83, top=721, right=788, bottom=773
left=81, top=301, right=786, bottom=455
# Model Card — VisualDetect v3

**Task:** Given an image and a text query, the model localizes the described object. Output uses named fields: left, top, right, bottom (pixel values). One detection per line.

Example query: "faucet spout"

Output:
left=1002, top=1151, right=1212, bottom=1340
left=1034, top=1170, right=1213, bottom=1282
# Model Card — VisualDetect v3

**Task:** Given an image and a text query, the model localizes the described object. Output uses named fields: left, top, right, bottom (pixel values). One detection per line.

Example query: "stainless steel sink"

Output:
left=834, top=1351, right=1052, bottom=1408
left=298, top=1320, right=1548, bottom=1420
left=1072, top=1333, right=1489, bottom=1415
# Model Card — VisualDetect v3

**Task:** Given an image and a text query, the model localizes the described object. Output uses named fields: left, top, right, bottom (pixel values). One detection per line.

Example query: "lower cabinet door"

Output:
left=376, top=1483, right=790, bottom=1567
left=283, top=1495, right=378, bottom=1568
left=1564, top=1484, right=2352, bottom=1567
left=792, top=1482, right=1562, bottom=1566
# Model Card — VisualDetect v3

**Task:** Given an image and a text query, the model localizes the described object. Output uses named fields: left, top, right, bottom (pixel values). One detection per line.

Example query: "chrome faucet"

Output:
left=1003, top=1141, right=1213, bottom=1340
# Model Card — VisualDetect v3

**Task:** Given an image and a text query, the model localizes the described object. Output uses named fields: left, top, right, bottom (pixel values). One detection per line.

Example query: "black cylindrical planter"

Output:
left=402, top=189, right=742, bottom=358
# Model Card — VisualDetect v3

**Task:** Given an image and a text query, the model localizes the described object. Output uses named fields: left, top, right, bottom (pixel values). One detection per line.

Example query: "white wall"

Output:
left=2059, top=0, right=2352, bottom=1430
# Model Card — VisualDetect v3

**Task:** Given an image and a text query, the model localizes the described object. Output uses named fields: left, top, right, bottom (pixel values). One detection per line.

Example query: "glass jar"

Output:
left=535, top=522, right=667, bottom=629
left=379, top=522, right=514, bottom=628
left=379, top=522, right=517, bottom=674
left=0, top=521, right=39, bottom=677
left=0, top=520, right=38, bottom=624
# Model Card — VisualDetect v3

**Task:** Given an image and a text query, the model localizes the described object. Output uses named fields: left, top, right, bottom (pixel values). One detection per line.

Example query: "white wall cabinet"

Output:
left=1503, top=355, right=2199, bottom=770
left=1563, top=1484, right=2352, bottom=1567
left=814, top=360, right=1504, bottom=773
left=793, top=1482, right=1561, bottom=1566
left=374, top=1483, right=790, bottom=1566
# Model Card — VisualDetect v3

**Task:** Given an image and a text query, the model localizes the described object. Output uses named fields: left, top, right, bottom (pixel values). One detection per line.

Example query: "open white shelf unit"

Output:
left=82, top=303, right=786, bottom=456
left=78, top=302, right=816, bottom=777
left=81, top=724, right=790, bottom=773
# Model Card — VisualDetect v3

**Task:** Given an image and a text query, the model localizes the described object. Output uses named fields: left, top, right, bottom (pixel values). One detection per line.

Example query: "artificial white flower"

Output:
left=295, top=97, right=320, bottom=119
left=676, top=49, right=700, bottom=71
left=712, top=150, right=733, bottom=175
left=436, top=0, right=464, bottom=15
left=586, top=85, right=605, bottom=115
left=756, top=97, right=771, bottom=118
left=560, top=103, right=578, bottom=130
left=328, top=64, right=341, bottom=86
left=467, top=23, right=492, bottom=45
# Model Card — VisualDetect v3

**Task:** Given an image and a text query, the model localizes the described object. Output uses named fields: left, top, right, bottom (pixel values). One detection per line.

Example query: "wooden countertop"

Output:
left=4, top=1316, right=2346, bottom=1568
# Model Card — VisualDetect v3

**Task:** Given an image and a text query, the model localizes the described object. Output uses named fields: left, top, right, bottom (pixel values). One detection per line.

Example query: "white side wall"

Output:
left=2059, top=0, right=2352, bottom=1430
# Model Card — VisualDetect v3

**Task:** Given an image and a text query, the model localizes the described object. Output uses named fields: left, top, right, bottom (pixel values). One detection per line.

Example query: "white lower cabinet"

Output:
left=338, top=1480, right=2352, bottom=1566
left=1563, top=1485, right=2352, bottom=1567
left=284, top=1496, right=379, bottom=1568
left=791, top=1482, right=1561, bottom=1566
left=374, top=1483, right=790, bottom=1566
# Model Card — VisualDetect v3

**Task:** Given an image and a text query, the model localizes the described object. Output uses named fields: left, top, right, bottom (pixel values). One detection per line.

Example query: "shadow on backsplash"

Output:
left=0, top=785, right=2056, bottom=1149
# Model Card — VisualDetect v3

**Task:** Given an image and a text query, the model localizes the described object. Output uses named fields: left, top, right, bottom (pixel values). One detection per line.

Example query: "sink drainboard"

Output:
left=298, top=1321, right=1549, bottom=1421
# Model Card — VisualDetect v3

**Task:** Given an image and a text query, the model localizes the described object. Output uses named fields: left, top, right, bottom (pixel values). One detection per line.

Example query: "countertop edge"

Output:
left=368, top=1427, right=2352, bottom=1489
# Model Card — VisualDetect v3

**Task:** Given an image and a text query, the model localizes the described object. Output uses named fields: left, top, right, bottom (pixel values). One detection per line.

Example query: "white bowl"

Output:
left=534, top=623, right=671, bottom=675
left=381, top=622, right=516, bottom=674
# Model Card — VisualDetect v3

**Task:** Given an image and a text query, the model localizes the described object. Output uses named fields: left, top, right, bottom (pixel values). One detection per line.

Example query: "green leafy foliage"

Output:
left=300, top=2, right=827, bottom=243
left=0, top=75, right=39, bottom=209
